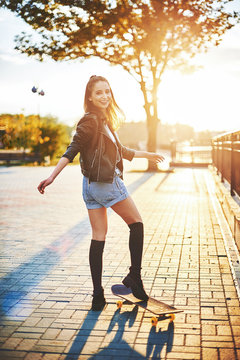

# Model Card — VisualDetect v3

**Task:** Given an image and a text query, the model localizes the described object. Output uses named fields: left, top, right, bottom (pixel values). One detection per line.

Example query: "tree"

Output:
left=1, top=0, right=239, bottom=169
left=0, top=113, right=41, bottom=150
left=0, top=113, right=72, bottom=160
left=32, top=115, right=72, bottom=159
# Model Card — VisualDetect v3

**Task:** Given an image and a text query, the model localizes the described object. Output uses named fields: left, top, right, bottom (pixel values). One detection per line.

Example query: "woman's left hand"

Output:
left=147, top=152, right=165, bottom=163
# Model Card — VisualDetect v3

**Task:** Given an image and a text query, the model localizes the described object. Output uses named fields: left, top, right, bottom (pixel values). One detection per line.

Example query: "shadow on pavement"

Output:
left=64, top=307, right=103, bottom=359
left=65, top=305, right=174, bottom=359
left=0, top=218, right=90, bottom=321
left=0, top=172, right=155, bottom=320
left=146, top=321, right=174, bottom=359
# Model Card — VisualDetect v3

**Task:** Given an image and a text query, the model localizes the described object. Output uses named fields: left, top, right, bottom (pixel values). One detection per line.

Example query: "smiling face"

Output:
left=89, top=81, right=112, bottom=112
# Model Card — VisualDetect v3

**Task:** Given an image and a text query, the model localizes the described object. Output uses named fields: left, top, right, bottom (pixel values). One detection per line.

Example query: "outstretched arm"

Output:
left=133, top=150, right=165, bottom=164
left=37, top=157, right=70, bottom=194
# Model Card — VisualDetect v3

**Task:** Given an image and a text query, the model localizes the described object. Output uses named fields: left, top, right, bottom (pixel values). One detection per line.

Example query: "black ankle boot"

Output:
left=122, top=273, right=149, bottom=301
left=91, top=289, right=106, bottom=311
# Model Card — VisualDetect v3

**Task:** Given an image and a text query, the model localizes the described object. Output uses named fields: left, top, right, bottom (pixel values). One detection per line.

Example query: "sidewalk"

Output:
left=0, top=164, right=240, bottom=360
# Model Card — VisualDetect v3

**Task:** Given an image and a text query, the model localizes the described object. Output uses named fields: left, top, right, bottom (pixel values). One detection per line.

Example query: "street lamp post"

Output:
left=32, top=86, right=45, bottom=115
left=32, top=86, right=45, bottom=118
left=31, top=86, right=46, bottom=164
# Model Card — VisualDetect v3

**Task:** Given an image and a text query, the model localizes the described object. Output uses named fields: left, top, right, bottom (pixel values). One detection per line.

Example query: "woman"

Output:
left=38, top=75, right=164, bottom=311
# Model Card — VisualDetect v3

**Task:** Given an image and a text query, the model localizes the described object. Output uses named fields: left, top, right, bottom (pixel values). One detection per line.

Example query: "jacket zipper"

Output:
left=97, top=134, right=103, bottom=181
left=91, top=149, right=97, bottom=169
left=88, top=148, right=97, bottom=183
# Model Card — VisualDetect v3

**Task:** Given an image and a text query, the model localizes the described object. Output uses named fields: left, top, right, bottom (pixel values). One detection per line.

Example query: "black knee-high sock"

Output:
left=89, top=240, right=105, bottom=296
left=128, top=222, right=144, bottom=279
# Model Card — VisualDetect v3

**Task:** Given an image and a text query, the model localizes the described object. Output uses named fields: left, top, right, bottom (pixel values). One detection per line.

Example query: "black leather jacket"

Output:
left=62, top=112, right=135, bottom=183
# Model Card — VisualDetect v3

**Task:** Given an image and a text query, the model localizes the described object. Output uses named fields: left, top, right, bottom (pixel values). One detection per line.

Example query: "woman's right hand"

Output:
left=37, top=157, right=69, bottom=194
left=37, top=177, right=54, bottom=194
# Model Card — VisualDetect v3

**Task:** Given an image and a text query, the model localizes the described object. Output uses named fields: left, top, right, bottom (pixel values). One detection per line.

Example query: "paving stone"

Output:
left=1, top=165, right=240, bottom=360
left=202, top=341, right=234, bottom=348
left=232, top=325, right=240, bottom=337
left=21, top=318, right=42, bottom=327
left=219, top=348, right=236, bottom=360
left=202, top=347, right=218, bottom=360
left=1, top=337, right=23, bottom=350
left=166, top=350, right=200, bottom=359
left=0, top=349, right=27, bottom=358
left=217, top=325, right=232, bottom=336
left=24, top=353, right=43, bottom=360
left=16, top=339, right=38, bottom=351
left=41, top=328, right=61, bottom=340
left=202, top=324, right=216, bottom=335
left=230, top=316, right=240, bottom=326
left=35, top=319, right=56, bottom=328
left=185, top=334, right=201, bottom=347
left=42, top=355, right=61, bottom=360
left=56, top=329, right=76, bottom=341
left=32, top=344, right=66, bottom=353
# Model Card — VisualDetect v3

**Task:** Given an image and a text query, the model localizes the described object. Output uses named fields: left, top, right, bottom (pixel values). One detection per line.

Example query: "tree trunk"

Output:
left=140, top=74, right=159, bottom=172
left=147, top=115, right=158, bottom=171
left=146, top=82, right=159, bottom=171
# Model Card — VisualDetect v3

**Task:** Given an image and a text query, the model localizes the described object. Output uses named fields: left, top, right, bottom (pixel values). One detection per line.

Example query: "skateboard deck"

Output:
left=111, top=284, right=183, bottom=325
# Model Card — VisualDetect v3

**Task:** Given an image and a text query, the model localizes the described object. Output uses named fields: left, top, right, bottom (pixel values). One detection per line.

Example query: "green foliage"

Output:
left=2, top=1, right=238, bottom=81
left=32, top=115, right=72, bottom=159
left=0, top=114, right=41, bottom=149
left=1, top=0, right=239, bottom=164
left=0, top=113, right=72, bottom=161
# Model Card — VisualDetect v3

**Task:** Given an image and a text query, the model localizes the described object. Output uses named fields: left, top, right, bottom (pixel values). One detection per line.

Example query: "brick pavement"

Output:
left=0, top=163, right=240, bottom=360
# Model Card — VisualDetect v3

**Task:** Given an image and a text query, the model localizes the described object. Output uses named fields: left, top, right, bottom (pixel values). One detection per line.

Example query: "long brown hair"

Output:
left=84, top=75, right=125, bottom=131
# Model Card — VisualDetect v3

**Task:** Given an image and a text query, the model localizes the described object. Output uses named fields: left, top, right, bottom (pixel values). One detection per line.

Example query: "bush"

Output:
left=0, top=113, right=72, bottom=162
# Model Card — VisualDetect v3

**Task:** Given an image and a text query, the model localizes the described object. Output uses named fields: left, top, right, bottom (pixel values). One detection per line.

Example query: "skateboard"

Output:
left=111, top=284, right=183, bottom=326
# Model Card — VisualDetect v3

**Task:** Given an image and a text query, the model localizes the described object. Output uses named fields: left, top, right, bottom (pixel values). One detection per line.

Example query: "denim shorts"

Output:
left=82, top=175, right=129, bottom=209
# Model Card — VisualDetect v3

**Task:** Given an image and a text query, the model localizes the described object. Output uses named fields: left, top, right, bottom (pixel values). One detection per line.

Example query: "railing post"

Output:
left=212, top=129, right=240, bottom=199
left=216, top=139, right=219, bottom=175
left=170, top=140, right=176, bottom=162
left=231, top=133, right=235, bottom=196
left=211, top=139, right=214, bottom=167
left=221, top=138, right=224, bottom=182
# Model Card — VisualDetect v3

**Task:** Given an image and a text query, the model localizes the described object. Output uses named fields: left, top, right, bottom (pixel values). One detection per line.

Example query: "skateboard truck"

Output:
left=112, top=284, right=183, bottom=327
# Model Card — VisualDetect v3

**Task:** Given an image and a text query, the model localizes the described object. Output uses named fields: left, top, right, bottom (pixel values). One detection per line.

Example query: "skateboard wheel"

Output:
left=151, top=317, right=158, bottom=326
left=116, top=300, right=123, bottom=309
left=170, top=314, right=175, bottom=322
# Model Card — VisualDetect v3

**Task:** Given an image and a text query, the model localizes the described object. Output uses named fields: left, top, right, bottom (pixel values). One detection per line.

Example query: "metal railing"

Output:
left=176, top=144, right=212, bottom=164
left=170, top=141, right=212, bottom=166
left=212, top=130, right=240, bottom=198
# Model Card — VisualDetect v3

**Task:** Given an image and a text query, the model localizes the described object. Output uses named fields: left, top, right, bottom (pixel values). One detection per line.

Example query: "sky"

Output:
left=0, top=3, right=240, bottom=132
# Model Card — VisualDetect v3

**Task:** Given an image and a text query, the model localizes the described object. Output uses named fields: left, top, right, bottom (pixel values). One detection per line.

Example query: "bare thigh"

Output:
left=88, top=207, right=108, bottom=241
left=111, top=196, right=142, bottom=225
